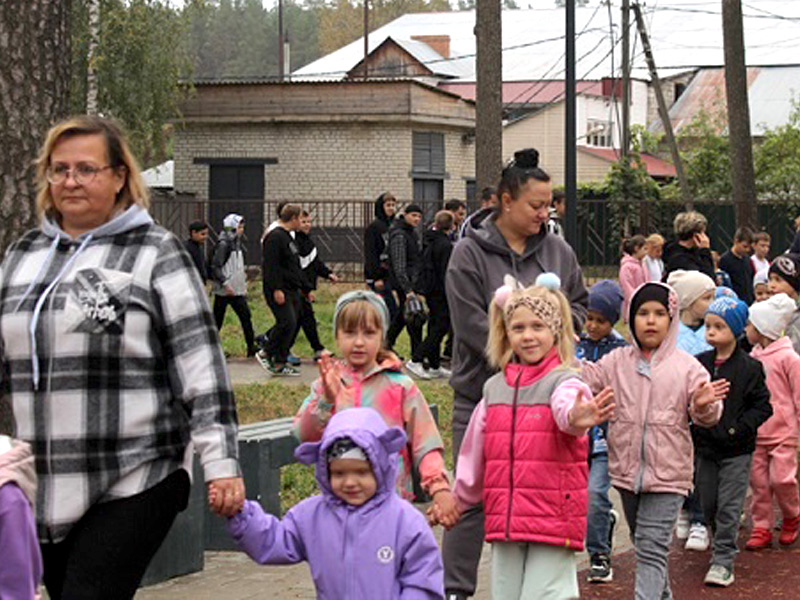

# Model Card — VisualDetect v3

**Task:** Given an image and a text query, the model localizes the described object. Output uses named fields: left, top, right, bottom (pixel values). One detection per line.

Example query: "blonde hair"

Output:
left=35, top=115, right=149, bottom=220
left=645, top=233, right=664, bottom=246
left=335, top=300, right=392, bottom=363
left=486, top=284, right=575, bottom=369
left=673, top=211, right=707, bottom=241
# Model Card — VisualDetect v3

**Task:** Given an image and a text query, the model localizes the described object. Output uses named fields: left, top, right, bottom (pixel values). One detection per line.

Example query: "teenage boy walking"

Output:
left=211, top=214, right=257, bottom=357
left=185, top=220, right=209, bottom=283
left=387, top=204, right=424, bottom=357
left=260, top=204, right=308, bottom=376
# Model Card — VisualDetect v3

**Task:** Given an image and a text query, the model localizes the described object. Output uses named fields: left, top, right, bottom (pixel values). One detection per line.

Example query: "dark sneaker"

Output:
left=608, top=508, right=618, bottom=552
left=269, top=364, right=301, bottom=377
left=287, top=353, right=302, bottom=366
left=587, top=553, right=613, bottom=583
left=255, top=350, right=272, bottom=372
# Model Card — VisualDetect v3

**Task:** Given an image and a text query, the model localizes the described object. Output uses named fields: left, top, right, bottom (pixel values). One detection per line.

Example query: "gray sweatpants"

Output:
left=619, top=489, right=684, bottom=600
left=696, top=453, right=752, bottom=570
left=442, top=393, right=485, bottom=595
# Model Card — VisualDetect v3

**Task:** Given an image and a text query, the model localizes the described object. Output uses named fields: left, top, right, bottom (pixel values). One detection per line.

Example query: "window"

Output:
left=412, top=131, right=445, bottom=175
left=586, top=119, right=613, bottom=148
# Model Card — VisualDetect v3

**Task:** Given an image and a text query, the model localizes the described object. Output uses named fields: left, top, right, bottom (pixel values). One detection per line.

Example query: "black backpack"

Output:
left=414, top=241, right=437, bottom=296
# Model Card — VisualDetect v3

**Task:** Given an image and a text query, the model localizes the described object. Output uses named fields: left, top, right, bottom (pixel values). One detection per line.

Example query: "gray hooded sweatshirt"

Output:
left=445, top=216, right=588, bottom=404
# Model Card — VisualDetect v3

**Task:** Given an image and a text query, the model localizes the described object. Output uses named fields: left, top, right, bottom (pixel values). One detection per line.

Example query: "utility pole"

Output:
left=363, top=0, right=369, bottom=79
left=565, top=0, right=577, bottom=246
left=722, top=0, right=757, bottom=228
left=621, top=0, right=630, bottom=161
left=278, top=0, right=284, bottom=81
left=632, top=3, right=693, bottom=209
left=475, top=0, right=503, bottom=193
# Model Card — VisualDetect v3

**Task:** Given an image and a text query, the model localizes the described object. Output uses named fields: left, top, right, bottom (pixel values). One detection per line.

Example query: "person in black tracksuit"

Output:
left=261, top=204, right=308, bottom=374
left=694, top=297, right=772, bottom=586
left=184, top=220, right=209, bottom=283
left=662, top=211, right=715, bottom=281
left=293, top=211, right=338, bottom=358
left=408, top=211, right=454, bottom=376
left=386, top=204, right=424, bottom=356
left=364, top=192, right=399, bottom=322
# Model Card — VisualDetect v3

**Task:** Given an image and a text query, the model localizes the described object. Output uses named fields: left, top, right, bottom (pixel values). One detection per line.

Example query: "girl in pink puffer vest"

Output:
left=433, top=274, right=614, bottom=599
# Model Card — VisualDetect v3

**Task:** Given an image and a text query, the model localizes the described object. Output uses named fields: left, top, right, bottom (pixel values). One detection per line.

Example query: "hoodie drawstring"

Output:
left=29, top=235, right=94, bottom=390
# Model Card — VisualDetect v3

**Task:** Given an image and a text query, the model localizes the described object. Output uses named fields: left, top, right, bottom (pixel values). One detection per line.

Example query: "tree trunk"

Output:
left=86, top=0, right=100, bottom=114
left=722, top=0, right=757, bottom=228
left=0, top=0, right=71, bottom=255
left=475, top=0, right=502, bottom=192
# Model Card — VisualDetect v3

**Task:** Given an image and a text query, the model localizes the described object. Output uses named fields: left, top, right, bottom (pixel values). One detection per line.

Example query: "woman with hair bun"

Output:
left=441, top=148, right=589, bottom=599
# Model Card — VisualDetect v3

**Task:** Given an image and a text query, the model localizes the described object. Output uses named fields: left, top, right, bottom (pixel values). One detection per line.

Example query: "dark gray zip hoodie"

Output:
left=445, top=215, right=588, bottom=404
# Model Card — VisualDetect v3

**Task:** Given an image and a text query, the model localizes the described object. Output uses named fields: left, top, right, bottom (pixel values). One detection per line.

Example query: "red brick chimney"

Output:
left=411, top=35, right=450, bottom=59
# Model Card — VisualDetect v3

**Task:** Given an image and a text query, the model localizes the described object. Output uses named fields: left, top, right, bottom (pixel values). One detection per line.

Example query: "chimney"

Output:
left=411, top=35, right=450, bottom=59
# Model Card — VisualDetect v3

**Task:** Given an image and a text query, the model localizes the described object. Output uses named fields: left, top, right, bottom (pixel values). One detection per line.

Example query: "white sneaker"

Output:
left=704, top=564, right=734, bottom=587
left=675, top=509, right=691, bottom=539
left=405, top=361, right=431, bottom=379
left=428, top=366, right=452, bottom=379
left=685, top=523, right=710, bottom=551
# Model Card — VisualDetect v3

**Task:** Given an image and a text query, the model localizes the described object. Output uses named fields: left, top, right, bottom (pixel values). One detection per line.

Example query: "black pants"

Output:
left=292, top=294, right=324, bottom=353
left=41, top=469, right=190, bottom=600
left=441, top=393, right=485, bottom=595
left=386, top=289, right=423, bottom=357
left=213, top=294, right=256, bottom=353
left=265, top=289, right=300, bottom=365
left=412, top=294, right=450, bottom=369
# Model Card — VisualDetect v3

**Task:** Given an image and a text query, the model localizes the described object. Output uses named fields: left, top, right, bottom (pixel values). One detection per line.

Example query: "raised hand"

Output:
left=693, top=379, right=729, bottom=410
left=568, top=387, right=616, bottom=430
left=317, top=351, right=344, bottom=405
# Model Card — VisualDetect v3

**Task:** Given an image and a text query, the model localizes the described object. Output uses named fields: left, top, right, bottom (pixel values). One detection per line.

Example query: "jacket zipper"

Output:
left=505, top=369, right=523, bottom=540
left=343, top=510, right=351, bottom=596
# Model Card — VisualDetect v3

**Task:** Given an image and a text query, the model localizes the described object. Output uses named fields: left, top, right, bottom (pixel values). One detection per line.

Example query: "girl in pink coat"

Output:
left=619, top=235, right=649, bottom=322
left=744, top=293, right=800, bottom=550
left=432, top=274, right=614, bottom=599
left=581, top=282, right=728, bottom=600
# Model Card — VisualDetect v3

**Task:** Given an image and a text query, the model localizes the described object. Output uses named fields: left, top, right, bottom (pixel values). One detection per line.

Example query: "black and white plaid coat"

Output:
left=0, top=206, right=239, bottom=542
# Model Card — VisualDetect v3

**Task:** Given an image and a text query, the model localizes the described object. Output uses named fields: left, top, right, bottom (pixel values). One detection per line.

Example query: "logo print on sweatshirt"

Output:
left=377, top=545, right=394, bottom=564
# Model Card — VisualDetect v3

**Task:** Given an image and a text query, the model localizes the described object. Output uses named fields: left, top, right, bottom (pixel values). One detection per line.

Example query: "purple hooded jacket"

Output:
left=0, top=439, right=42, bottom=600
left=227, top=408, right=444, bottom=599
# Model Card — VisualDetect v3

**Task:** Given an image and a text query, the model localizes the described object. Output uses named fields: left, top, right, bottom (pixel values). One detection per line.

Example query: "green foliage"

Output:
left=71, top=0, right=192, bottom=167
left=676, top=108, right=732, bottom=201
left=754, top=99, right=800, bottom=202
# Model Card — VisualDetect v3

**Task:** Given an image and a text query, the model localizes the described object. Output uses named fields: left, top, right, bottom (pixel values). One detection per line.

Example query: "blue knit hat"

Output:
left=587, top=280, right=624, bottom=324
left=706, top=296, right=749, bottom=338
left=715, top=286, right=738, bottom=300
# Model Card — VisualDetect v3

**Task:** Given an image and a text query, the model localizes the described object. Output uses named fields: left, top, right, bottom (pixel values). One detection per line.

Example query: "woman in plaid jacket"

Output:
left=0, top=116, right=244, bottom=599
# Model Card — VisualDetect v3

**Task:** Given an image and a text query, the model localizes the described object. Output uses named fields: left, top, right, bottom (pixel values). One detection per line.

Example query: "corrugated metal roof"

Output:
left=392, top=38, right=471, bottom=78
left=650, top=65, right=800, bottom=135
left=294, top=2, right=800, bottom=83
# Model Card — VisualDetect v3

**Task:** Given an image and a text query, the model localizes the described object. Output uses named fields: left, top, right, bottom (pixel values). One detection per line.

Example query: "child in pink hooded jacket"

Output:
left=432, top=274, right=615, bottom=599
left=581, top=282, right=727, bottom=600
left=744, top=293, right=800, bottom=550
left=618, top=235, right=648, bottom=322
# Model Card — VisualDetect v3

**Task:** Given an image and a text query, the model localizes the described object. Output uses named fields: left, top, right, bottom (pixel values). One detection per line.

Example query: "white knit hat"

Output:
left=666, top=270, right=716, bottom=311
left=748, top=293, right=797, bottom=340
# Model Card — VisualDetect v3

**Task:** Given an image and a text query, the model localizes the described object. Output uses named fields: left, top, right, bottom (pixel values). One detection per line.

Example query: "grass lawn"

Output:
left=221, top=282, right=454, bottom=512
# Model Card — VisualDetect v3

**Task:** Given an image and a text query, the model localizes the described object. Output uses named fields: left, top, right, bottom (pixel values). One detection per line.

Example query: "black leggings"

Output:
left=40, top=469, right=190, bottom=600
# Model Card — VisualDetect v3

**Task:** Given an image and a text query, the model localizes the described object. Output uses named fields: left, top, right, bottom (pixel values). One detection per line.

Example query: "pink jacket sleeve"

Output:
left=579, top=353, right=612, bottom=394
left=551, top=378, right=594, bottom=436
left=453, top=399, right=487, bottom=509
left=785, top=353, right=800, bottom=427
left=292, top=377, right=356, bottom=442
left=402, top=382, right=449, bottom=495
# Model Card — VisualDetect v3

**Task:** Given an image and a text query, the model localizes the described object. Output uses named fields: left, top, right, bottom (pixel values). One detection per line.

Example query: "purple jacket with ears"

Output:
left=227, top=408, right=444, bottom=600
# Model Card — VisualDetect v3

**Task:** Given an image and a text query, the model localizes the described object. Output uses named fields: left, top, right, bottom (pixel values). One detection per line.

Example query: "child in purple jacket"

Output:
left=0, top=424, right=42, bottom=599
left=222, top=407, right=444, bottom=600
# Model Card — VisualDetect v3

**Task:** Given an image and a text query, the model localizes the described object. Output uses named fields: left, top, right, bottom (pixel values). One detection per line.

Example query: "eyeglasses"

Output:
left=46, top=164, right=114, bottom=185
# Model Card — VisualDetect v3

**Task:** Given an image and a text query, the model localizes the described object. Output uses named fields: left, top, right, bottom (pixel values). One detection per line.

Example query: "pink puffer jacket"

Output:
left=581, top=281, right=720, bottom=496
left=454, top=357, right=592, bottom=550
